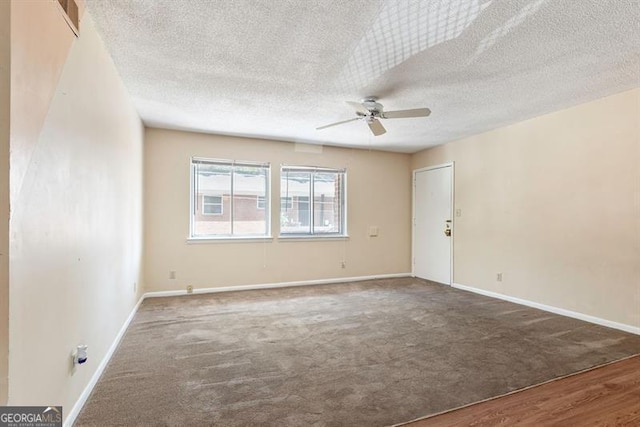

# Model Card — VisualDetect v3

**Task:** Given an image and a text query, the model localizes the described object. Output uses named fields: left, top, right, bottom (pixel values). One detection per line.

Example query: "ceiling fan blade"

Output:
left=316, top=117, right=360, bottom=130
left=346, top=101, right=369, bottom=115
left=383, top=108, right=431, bottom=119
left=367, top=119, right=386, bottom=136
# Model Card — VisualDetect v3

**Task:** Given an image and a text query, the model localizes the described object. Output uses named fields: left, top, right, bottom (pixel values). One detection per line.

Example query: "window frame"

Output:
left=190, top=157, right=271, bottom=240
left=279, top=165, right=347, bottom=238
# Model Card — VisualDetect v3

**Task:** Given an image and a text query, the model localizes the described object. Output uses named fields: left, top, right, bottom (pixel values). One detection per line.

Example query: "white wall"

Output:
left=0, top=0, right=10, bottom=405
left=144, top=129, right=412, bottom=291
left=9, top=1, right=144, bottom=418
left=412, top=89, right=640, bottom=329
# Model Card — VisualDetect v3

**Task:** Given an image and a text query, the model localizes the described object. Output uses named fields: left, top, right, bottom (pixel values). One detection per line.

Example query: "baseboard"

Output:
left=144, top=273, right=413, bottom=298
left=452, top=283, right=640, bottom=335
left=64, top=295, right=145, bottom=427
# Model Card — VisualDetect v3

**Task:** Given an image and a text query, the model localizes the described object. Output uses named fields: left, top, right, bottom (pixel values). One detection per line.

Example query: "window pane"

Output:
left=191, top=159, right=270, bottom=238
left=233, top=166, right=267, bottom=235
left=281, top=171, right=311, bottom=234
left=194, top=164, right=231, bottom=235
left=313, top=172, right=341, bottom=234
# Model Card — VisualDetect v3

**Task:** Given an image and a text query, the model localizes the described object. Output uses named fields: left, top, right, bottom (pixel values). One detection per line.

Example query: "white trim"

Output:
left=64, top=296, right=145, bottom=427
left=411, top=170, right=417, bottom=279
left=452, top=282, right=640, bottom=335
left=265, top=166, right=272, bottom=236
left=412, top=162, right=455, bottom=285
left=412, top=162, right=455, bottom=174
left=186, top=236, right=274, bottom=244
left=450, top=163, right=455, bottom=284
left=281, top=165, right=346, bottom=173
left=277, top=235, right=349, bottom=241
left=144, top=273, right=412, bottom=298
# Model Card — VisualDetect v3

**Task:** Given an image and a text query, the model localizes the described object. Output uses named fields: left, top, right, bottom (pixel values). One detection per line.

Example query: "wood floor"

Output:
left=403, top=355, right=640, bottom=427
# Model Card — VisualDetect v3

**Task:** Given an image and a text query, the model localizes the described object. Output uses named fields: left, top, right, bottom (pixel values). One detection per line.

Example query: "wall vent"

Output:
left=56, top=0, right=79, bottom=36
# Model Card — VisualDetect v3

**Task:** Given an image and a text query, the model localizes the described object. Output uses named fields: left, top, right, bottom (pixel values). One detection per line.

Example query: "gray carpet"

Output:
left=75, top=278, right=640, bottom=426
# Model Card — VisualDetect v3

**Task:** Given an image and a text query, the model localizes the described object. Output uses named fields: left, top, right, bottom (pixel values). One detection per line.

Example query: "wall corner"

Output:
left=0, top=0, right=11, bottom=406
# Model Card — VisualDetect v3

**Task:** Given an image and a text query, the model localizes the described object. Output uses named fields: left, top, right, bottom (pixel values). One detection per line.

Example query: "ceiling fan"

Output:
left=317, top=97, right=431, bottom=136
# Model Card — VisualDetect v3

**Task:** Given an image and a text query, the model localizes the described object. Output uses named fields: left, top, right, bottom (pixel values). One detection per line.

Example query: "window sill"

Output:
left=187, top=236, right=274, bottom=244
left=278, top=235, right=349, bottom=241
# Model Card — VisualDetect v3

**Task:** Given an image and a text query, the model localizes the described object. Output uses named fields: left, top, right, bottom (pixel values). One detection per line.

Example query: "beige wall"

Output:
left=9, top=1, right=144, bottom=418
left=0, top=0, right=10, bottom=406
left=144, top=129, right=411, bottom=291
left=412, top=88, right=640, bottom=328
left=9, top=0, right=80, bottom=206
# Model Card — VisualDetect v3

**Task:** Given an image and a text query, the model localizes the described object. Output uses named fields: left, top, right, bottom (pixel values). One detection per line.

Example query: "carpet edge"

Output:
left=392, top=353, right=640, bottom=427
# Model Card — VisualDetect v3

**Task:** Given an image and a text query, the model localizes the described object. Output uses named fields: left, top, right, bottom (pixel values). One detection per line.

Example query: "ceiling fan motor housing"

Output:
left=362, top=97, right=384, bottom=116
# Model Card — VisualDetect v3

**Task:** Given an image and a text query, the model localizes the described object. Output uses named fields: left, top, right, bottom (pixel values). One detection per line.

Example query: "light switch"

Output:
left=456, top=209, right=462, bottom=217
left=368, top=226, right=379, bottom=237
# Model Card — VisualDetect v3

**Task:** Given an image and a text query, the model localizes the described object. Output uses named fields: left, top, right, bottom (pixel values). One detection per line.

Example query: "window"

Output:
left=191, top=158, right=270, bottom=238
left=203, top=195, right=222, bottom=215
left=280, top=166, right=346, bottom=236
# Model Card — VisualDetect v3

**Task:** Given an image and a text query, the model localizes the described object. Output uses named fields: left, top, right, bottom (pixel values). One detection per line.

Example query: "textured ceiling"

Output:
left=86, top=0, right=639, bottom=153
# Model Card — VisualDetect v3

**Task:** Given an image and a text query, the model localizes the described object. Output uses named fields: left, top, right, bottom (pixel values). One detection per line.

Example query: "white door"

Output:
left=413, top=165, right=453, bottom=284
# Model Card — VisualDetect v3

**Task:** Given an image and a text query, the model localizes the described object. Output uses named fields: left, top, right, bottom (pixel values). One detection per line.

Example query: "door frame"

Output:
left=412, top=162, right=455, bottom=285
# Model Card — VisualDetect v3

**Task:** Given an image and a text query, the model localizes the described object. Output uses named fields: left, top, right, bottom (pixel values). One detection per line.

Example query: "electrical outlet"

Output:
left=341, top=261, right=346, bottom=269
left=186, top=285, right=193, bottom=294
left=496, top=272, right=503, bottom=282
left=72, top=345, right=88, bottom=366
left=169, top=270, right=176, bottom=280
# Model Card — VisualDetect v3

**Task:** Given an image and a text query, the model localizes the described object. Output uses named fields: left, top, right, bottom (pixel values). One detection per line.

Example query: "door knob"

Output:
left=444, top=228, right=451, bottom=237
